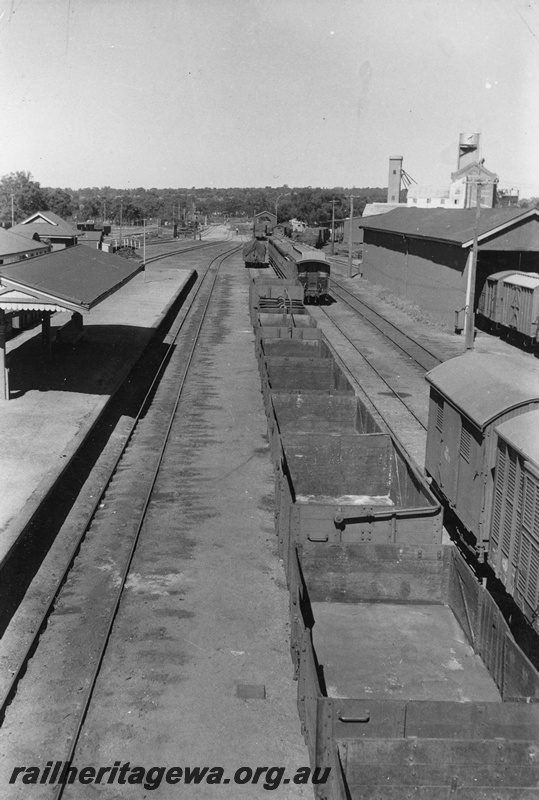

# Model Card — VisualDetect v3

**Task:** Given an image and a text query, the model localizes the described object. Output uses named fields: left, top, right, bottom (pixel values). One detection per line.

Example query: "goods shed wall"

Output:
left=361, top=230, right=468, bottom=329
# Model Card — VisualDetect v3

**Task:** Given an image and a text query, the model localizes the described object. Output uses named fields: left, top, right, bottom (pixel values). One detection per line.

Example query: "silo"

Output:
left=387, top=156, right=403, bottom=203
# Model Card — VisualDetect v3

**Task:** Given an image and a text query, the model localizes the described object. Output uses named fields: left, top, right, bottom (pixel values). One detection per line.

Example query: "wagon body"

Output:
left=490, top=409, right=539, bottom=632
left=425, top=353, right=539, bottom=553
left=500, top=272, right=539, bottom=341
left=275, top=431, right=443, bottom=576
left=289, top=545, right=539, bottom=799
left=249, top=276, right=304, bottom=324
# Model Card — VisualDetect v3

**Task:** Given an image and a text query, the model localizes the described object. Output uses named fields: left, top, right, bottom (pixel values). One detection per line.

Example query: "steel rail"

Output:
left=318, top=305, right=428, bottom=434
left=49, top=242, right=242, bottom=800
left=0, top=244, right=241, bottom=736
left=329, top=278, right=442, bottom=373
left=143, top=238, right=230, bottom=265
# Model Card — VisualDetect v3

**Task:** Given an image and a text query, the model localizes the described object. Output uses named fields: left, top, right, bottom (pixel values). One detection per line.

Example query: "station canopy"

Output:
left=0, top=245, right=143, bottom=314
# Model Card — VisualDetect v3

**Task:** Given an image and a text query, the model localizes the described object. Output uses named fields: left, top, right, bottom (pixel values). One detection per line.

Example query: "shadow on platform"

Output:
left=8, top=324, right=155, bottom=398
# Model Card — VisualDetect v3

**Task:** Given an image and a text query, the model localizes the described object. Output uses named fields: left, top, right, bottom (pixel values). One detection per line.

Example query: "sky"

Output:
left=1, top=0, right=539, bottom=195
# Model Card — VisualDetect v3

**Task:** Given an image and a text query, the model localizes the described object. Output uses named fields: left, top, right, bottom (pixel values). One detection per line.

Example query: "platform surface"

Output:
left=0, top=258, right=194, bottom=565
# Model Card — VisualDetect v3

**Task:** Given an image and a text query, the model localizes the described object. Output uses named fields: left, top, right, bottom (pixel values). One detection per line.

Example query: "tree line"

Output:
left=0, top=172, right=394, bottom=228
left=4, top=172, right=536, bottom=229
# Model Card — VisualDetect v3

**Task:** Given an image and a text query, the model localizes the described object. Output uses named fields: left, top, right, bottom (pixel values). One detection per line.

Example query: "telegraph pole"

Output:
left=464, top=178, right=483, bottom=350
left=330, top=200, right=336, bottom=255
left=348, top=195, right=360, bottom=278
left=143, top=218, right=146, bottom=266
left=119, top=200, right=123, bottom=250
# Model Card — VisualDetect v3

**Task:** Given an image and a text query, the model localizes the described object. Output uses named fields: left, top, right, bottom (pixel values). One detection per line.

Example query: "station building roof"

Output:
left=0, top=228, right=50, bottom=258
left=0, top=245, right=143, bottom=314
left=496, top=409, right=539, bottom=465
left=359, top=207, right=539, bottom=250
left=425, top=352, right=539, bottom=430
left=10, top=211, right=80, bottom=241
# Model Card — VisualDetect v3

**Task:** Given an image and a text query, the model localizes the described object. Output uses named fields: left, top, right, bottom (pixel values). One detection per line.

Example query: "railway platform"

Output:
left=0, top=261, right=194, bottom=568
left=0, top=243, right=312, bottom=800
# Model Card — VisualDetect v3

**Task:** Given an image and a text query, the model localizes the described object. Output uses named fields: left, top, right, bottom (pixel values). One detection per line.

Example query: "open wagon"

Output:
left=289, top=544, right=539, bottom=799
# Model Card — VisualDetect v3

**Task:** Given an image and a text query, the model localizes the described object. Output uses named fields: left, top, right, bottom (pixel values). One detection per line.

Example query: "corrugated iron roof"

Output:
left=495, top=409, right=539, bottom=464
left=11, top=211, right=80, bottom=239
left=359, top=207, right=537, bottom=247
left=425, top=352, right=539, bottom=429
left=19, top=210, right=74, bottom=227
left=0, top=245, right=143, bottom=310
left=0, top=228, right=50, bottom=257
left=79, top=230, right=103, bottom=240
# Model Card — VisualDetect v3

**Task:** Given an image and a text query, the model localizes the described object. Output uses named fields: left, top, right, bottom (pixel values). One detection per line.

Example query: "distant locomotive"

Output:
left=267, top=236, right=330, bottom=303
left=425, top=351, right=539, bottom=630
left=242, top=238, right=268, bottom=268
left=477, top=270, right=539, bottom=348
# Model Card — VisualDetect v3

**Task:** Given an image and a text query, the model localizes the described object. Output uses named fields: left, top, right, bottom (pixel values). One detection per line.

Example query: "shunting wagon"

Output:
left=477, top=270, right=539, bottom=347
left=425, top=353, right=539, bottom=556
left=267, top=237, right=330, bottom=303
left=242, top=238, right=268, bottom=268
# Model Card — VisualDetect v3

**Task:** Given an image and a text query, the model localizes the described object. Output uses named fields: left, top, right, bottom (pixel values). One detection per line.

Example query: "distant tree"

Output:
left=44, top=187, right=73, bottom=219
left=0, top=171, right=47, bottom=225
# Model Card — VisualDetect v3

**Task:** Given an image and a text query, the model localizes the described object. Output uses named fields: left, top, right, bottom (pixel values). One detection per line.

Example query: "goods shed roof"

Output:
left=359, top=207, right=539, bottom=249
left=0, top=245, right=142, bottom=313
left=425, top=352, right=539, bottom=429
left=495, top=410, right=539, bottom=465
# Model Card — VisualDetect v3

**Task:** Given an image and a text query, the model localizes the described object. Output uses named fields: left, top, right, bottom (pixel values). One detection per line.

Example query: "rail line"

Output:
left=317, top=303, right=429, bottom=435
left=263, top=258, right=433, bottom=441
left=329, top=277, right=442, bottom=373
left=0, top=245, right=242, bottom=796
left=143, top=237, right=232, bottom=264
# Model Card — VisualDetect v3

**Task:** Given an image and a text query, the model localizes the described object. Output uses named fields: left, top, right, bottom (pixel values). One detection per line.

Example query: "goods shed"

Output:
left=359, top=207, right=539, bottom=330
left=0, top=245, right=143, bottom=399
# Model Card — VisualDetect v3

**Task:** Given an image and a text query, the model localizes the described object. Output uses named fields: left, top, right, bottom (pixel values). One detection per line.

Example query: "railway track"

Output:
left=329, top=278, right=442, bottom=373
left=317, top=301, right=429, bottom=436
left=0, top=244, right=242, bottom=797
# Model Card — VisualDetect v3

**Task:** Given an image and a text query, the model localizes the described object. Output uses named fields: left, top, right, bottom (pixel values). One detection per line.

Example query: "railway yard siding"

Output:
left=250, top=259, right=539, bottom=798
left=3, top=232, right=539, bottom=800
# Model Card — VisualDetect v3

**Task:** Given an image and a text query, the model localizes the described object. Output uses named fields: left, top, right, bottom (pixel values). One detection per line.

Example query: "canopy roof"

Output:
left=426, top=352, right=539, bottom=429
left=0, top=245, right=142, bottom=313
